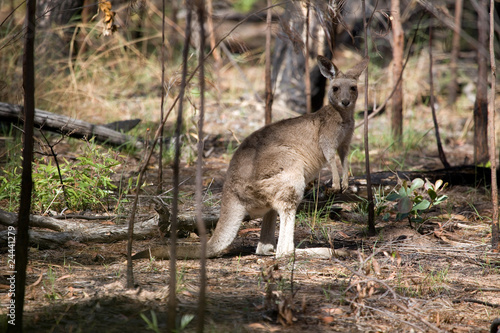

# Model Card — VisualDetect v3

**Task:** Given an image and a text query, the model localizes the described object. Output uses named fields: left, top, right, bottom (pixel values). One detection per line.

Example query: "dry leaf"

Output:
left=321, top=316, right=335, bottom=324
left=372, top=258, right=381, bottom=275
left=98, top=1, right=118, bottom=36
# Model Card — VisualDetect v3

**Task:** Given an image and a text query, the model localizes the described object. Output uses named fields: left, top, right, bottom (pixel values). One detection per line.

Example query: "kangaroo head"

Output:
left=317, top=56, right=369, bottom=110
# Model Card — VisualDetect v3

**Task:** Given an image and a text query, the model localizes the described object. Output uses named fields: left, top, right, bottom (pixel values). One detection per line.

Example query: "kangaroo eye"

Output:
left=350, top=86, right=357, bottom=92
left=333, top=87, right=339, bottom=92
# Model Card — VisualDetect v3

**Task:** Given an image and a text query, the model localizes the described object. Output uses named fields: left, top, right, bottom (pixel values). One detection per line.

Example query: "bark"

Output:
left=271, top=0, right=336, bottom=114
left=447, top=0, right=464, bottom=105
left=195, top=1, right=207, bottom=331
left=362, top=0, right=376, bottom=236
left=474, top=0, right=489, bottom=165
left=9, top=0, right=37, bottom=330
left=0, top=102, right=143, bottom=149
left=36, top=0, right=85, bottom=57
left=305, top=3, right=312, bottom=114
left=391, top=0, right=404, bottom=140
left=0, top=207, right=219, bottom=247
left=168, top=1, right=193, bottom=329
left=488, top=0, right=499, bottom=250
left=265, top=0, right=273, bottom=125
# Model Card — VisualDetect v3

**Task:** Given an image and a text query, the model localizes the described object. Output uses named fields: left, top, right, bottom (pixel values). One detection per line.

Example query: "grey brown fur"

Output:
left=133, top=56, right=368, bottom=260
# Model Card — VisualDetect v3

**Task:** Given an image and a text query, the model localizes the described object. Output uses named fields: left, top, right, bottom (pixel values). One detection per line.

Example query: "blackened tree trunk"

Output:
left=7, top=0, right=37, bottom=331
left=474, top=0, right=489, bottom=165
left=36, top=0, right=85, bottom=56
left=390, top=0, right=404, bottom=141
left=272, top=0, right=336, bottom=114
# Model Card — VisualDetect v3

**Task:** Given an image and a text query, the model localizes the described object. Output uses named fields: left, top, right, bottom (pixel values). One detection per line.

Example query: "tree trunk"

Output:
left=8, top=0, right=37, bottom=330
left=265, top=0, right=273, bottom=125
left=447, top=0, right=463, bottom=105
left=36, top=0, right=85, bottom=57
left=271, top=1, right=336, bottom=114
left=488, top=0, right=499, bottom=250
left=391, top=0, right=404, bottom=141
left=474, top=0, right=489, bottom=165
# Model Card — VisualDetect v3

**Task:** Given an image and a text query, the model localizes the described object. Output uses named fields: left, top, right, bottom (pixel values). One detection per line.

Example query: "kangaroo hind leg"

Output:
left=256, top=210, right=277, bottom=255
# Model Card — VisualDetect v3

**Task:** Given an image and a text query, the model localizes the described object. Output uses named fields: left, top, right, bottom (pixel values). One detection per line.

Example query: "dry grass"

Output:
left=1, top=3, right=500, bottom=332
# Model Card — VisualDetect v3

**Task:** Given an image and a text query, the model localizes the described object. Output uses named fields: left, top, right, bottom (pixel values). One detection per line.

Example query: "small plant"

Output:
left=0, top=139, right=122, bottom=213
left=354, top=186, right=389, bottom=220
left=386, top=178, right=448, bottom=227
left=43, top=266, right=61, bottom=301
left=140, top=310, right=160, bottom=333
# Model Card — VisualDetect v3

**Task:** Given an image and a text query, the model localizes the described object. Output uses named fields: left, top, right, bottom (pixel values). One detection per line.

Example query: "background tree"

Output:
left=473, top=0, right=489, bottom=165
left=7, top=0, right=37, bottom=331
left=272, top=0, right=339, bottom=114
left=447, top=0, right=463, bottom=106
left=390, top=0, right=404, bottom=141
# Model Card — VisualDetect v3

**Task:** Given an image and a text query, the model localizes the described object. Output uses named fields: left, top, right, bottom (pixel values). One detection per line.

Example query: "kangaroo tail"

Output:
left=132, top=191, right=247, bottom=260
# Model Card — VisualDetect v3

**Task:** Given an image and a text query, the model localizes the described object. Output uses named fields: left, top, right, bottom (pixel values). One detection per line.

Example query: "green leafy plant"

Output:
left=43, top=266, right=61, bottom=301
left=386, top=178, right=448, bottom=227
left=140, top=310, right=160, bottom=333
left=0, top=139, right=122, bottom=213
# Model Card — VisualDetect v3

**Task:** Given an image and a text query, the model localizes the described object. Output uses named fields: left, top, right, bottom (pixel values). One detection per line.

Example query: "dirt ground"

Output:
left=0, top=30, right=499, bottom=331
left=1, top=136, right=499, bottom=333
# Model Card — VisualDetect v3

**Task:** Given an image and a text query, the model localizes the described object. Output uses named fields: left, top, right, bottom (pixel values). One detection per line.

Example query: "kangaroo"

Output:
left=133, top=56, right=368, bottom=260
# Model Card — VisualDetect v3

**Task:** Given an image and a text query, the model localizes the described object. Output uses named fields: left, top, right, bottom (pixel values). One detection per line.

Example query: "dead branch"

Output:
left=0, top=102, right=143, bottom=149
left=452, top=299, right=500, bottom=308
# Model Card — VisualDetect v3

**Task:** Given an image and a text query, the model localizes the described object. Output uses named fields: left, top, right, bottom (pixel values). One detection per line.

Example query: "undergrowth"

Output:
left=0, top=138, right=125, bottom=213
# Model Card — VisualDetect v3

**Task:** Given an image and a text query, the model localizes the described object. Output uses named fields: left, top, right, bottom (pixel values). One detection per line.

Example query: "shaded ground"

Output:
left=1, top=140, right=499, bottom=332
left=0, top=31, right=499, bottom=332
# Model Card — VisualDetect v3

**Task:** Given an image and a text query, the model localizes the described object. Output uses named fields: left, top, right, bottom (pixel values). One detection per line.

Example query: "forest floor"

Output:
left=0, top=38, right=500, bottom=331
left=1, top=128, right=499, bottom=333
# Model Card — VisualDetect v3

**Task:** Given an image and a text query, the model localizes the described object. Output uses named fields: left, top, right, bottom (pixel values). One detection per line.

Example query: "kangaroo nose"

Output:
left=342, top=100, right=350, bottom=107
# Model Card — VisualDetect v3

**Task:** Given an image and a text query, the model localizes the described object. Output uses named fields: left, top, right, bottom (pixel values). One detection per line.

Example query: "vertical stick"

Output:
left=428, top=23, right=450, bottom=169
left=158, top=0, right=166, bottom=194
left=304, top=1, right=311, bottom=114
left=168, top=3, right=193, bottom=331
left=195, top=1, right=207, bottom=331
left=8, top=0, right=36, bottom=331
left=206, top=0, right=220, bottom=64
left=488, top=0, right=499, bottom=250
left=447, top=0, right=463, bottom=105
left=264, top=0, right=273, bottom=125
left=362, top=0, right=376, bottom=236
left=390, top=0, right=404, bottom=140
left=474, top=0, right=489, bottom=164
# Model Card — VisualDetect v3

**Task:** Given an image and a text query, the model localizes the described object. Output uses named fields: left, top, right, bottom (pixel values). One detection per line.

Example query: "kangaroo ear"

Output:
left=317, top=56, right=340, bottom=80
left=346, top=57, right=369, bottom=79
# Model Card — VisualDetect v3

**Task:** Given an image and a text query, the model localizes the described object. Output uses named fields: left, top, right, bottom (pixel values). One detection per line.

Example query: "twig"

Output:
left=264, top=0, right=273, bottom=124
left=157, top=0, right=167, bottom=194
left=304, top=1, right=311, bottom=114
left=428, top=22, right=450, bottom=169
left=452, top=298, right=500, bottom=308
left=38, top=131, right=70, bottom=208
left=393, top=302, right=447, bottom=332
left=488, top=0, right=499, bottom=250
left=168, top=2, right=193, bottom=331
left=344, top=300, right=430, bottom=332
left=195, top=1, right=207, bottom=331
left=362, top=0, right=376, bottom=235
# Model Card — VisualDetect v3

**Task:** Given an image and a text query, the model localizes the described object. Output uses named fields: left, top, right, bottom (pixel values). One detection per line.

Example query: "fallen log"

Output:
left=0, top=210, right=160, bottom=248
left=0, top=102, right=143, bottom=149
left=0, top=166, right=493, bottom=248
left=0, top=207, right=219, bottom=248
